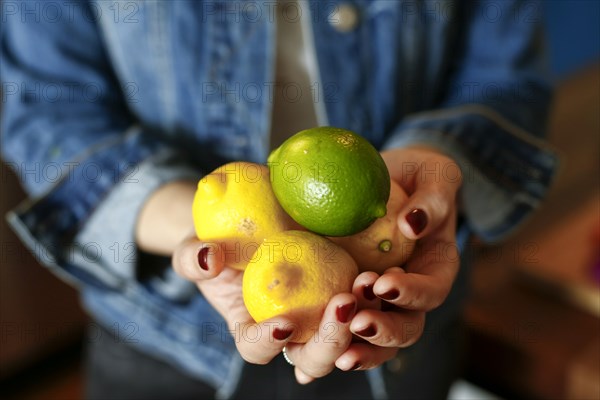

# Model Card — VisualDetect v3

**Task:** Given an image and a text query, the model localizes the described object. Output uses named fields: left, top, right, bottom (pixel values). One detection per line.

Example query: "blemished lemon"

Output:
left=268, top=127, right=390, bottom=237
left=192, top=162, right=297, bottom=270
left=330, top=179, right=416, bottom=273
left=242, top=230, right=358, bottom=343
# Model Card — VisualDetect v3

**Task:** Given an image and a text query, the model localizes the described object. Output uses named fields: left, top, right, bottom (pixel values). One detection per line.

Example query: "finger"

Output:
left=172, top=236, right=225, bottom=281
left=294, top=368, right=315, bottom=385
left=382, top=148, right=462, bottom=200
left=350, top=308, right=425, bottom=348
left=335, top=343, right=399, bottom=371
left=397, top=185, right=457, bottom=240
left=382, top=151, right=461, bottom=240
left=373, top=240, right=459, bottom=311
left=233, top=317, right=297, bottom=365
left=352, top=271, right=381, bottom=310
left=286, top=293, right=356, bottom=380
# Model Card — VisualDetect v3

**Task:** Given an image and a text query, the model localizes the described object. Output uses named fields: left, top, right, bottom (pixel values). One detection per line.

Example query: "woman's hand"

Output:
left=146, top=144, right=462, bottom=382
left=334, top=146, right=463, bottom=369
left=172, top=237, right=358, bottom=384
left=138, top=180, right=357, bottom=384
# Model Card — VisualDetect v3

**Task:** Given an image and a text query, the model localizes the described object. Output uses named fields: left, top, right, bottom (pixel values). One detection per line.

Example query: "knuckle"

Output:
left=325, top=341, right=343, bottom=352
left=379, top=332, right=399, bottom=347
left=171, top=248, right=189, bottom=278
left=176, top=245, right=198, bottom=279
left=427, top=291, right=448, bottom=311
left=400, top=331, right=422, bottom=348
left=238, top=348, right=270, bottom=365
left=303, top=363, right=333, bottom=379
left=427, top=281, right=453, bottom=312
left=429, top=190, right=450, bottom=218
left=398, top=320, right=425, bottom=348
left=396, top=287, right=422, bottom=309
left=429, top=293, right=446, bottom=311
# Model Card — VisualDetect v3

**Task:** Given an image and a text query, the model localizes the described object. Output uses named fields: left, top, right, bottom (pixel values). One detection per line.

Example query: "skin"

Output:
left=135, top=146, right=462, bottom=384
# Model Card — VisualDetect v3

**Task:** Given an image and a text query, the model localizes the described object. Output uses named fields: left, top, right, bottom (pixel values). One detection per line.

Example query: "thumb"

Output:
left=172, top=236, right=226, bottom=281
left=397, top=186, right=454, bottom=240
left=382, top=147, right=462, bottom=240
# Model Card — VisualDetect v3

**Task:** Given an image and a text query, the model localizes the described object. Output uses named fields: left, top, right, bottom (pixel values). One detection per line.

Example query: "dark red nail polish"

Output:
left=198, top=247, right=210, bottom=271
left=336, top=302, right=356, bottom=323
left=273, top=328, right=293, bottom=341
left=355, top=324, right=377, bottom=338
left=350, top=362, right=362, bottom=371
left=406, top=209, right=427, bottom=235
left=378, top=288, right=399, bottom=301
left=363, top=284, right=376, bottom=301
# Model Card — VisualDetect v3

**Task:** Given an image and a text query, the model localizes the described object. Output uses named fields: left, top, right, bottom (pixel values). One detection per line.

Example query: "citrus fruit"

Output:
left=330, top=179, right=416, bottom=273
left=268, top=127, right=390, bottom=237
left=193, top=162, right=296, bottom=270
left=242, top=230, right=358, bottom=343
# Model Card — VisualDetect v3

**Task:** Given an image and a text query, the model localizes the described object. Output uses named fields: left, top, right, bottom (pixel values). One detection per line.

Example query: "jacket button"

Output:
left=329, top=3, right=360, bottom=32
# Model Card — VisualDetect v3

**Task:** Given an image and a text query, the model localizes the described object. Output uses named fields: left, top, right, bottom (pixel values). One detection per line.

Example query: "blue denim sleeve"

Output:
left=384, top=0, right=560, bottom=242
left=1, top=2, right=198, bottom=290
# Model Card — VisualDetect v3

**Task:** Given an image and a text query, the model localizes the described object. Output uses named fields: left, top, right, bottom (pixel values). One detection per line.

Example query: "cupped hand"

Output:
left=170, top=146, right=462, bottom=380
left=335, top=146, right=463, bottom=368
left=172, top=237, right=358, bottom=384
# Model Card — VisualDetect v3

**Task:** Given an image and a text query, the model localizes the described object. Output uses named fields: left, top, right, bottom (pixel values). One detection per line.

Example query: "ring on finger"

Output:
left=282, top=346, right=295, bottom=366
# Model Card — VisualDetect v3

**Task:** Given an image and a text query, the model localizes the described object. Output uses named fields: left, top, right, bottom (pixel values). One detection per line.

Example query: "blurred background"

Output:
left=1, top=1, right=599, bottom=399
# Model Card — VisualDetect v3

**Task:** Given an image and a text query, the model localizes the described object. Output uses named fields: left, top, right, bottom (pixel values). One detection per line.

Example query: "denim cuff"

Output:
left=384, top=105, right=560, bottom=242
left=73, top=151, right=201, bottom=287
left=6, top=128, right=202, bottom=292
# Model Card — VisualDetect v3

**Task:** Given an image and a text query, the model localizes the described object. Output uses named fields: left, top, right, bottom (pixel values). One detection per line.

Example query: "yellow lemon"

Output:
left=330, top=179, right=416, bottom=273
left=242, top=230, right=358, bottom=343
left=268, top=127, right=390, bottom=237
left=193, top=162, right=296, bottom=270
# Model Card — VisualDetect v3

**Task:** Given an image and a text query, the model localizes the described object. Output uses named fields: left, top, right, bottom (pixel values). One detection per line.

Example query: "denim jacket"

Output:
left=2, top=1, right=558, bottom=397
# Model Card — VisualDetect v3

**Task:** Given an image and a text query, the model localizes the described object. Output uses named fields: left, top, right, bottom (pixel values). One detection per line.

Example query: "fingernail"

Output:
left=377, top=288, right=399, bottom=301
left=197, top=247, right=210, bottom=271
left=350, top=362, right=362, bottom=371
left=405, top=208, right=427, bottom=235
left=354, top=324, right=377, bottom=338
left=273, top=328, right=293, bottom=341
left=363, top=284, right=376, bottom=301
left=336, top=302, right=356, bottom=323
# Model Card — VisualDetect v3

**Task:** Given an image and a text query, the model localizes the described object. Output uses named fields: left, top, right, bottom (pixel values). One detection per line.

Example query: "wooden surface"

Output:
left=464, top=64, right=600, bottom=399
left=0, top=162, right=88, bottom=381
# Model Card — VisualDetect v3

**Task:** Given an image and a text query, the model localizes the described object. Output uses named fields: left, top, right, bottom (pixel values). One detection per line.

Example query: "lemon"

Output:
left=268, top=127, right=390, bottom=237
left=330, top=179, right=416, bottom=273
left=193, top=162, right=296, bottom=270
left=242, top=230, right=358, bottom=343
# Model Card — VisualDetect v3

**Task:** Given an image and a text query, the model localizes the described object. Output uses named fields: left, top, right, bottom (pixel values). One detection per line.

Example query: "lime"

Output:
left=267, top=127, right=390, bottom=236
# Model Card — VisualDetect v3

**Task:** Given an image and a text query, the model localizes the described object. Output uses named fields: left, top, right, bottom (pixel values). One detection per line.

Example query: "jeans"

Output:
left=85, top=317, right=464, bottom=400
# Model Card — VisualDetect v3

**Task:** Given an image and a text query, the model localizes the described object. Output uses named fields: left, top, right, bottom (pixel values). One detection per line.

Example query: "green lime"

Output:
left=267, top=127, right=390, bottom=236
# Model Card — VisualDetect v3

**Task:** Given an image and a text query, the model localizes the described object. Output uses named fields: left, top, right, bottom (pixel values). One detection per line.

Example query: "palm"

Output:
left=196, top=267, right=253, bottom=329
